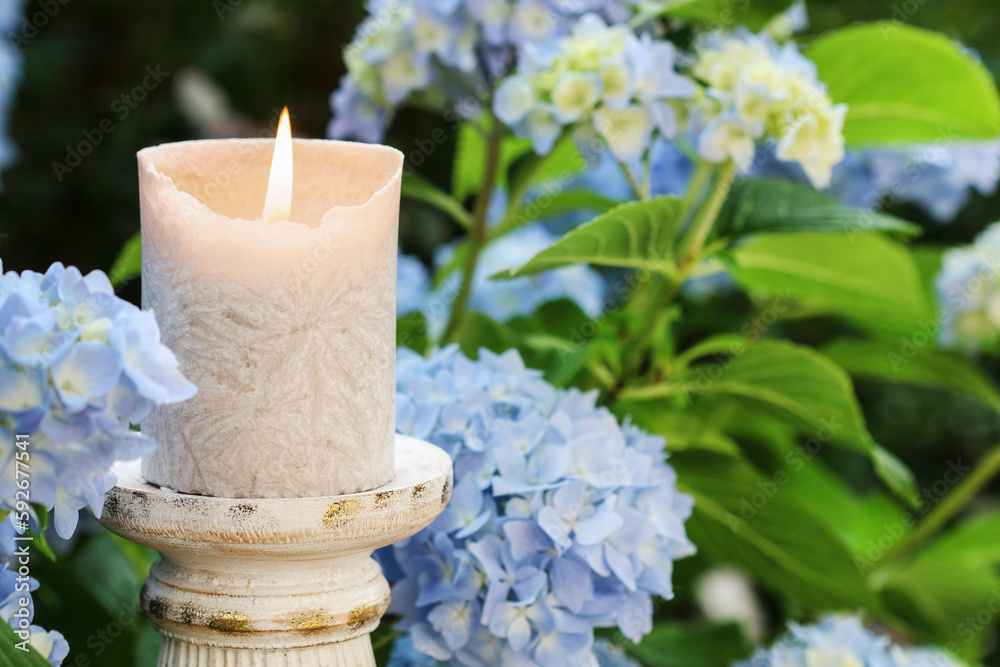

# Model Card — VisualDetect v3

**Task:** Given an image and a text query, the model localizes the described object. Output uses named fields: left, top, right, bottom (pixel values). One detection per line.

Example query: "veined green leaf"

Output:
left=680, top=340, right=918, bottom=503
left=674, top=450, right=876, bottom=610
left=822, top=338, right=1000, bottom=416
left=809, top=22, right=1000, bottom=145
left=501, top=197, right=684, bottom=278
left=718, top=178, right=920, bottom=239
left=727, top=232, right=931, bottom=335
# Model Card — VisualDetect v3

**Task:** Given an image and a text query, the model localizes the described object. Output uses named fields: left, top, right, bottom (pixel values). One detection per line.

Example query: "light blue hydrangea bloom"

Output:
left=0, top=565, right=69, bottom=665
left=753, top=139, right=1000, bottom=222
left=0, top=0, right=24, bottom=186
left=330, top=0, right=641, bottom=142
left=493, top=13, right=696, bottom=161
left=864, top=142, right=1000, bottom=221
left=388, top=634, right=640, bottom=666
left=736, top=615, right=964, bottom=667
left=398, top=251, right=432, bottom=316
left=935, top=223, right=1000, bottom=354
left=424, top=223, right=606, bottom=339
left=384, top=346, right=695, bottom=666
left=0, top=261, right=196, bottom=539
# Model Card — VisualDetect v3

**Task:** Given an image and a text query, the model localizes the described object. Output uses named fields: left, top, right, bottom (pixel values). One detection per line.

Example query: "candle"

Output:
left=137, top=111, right=403, bottom=498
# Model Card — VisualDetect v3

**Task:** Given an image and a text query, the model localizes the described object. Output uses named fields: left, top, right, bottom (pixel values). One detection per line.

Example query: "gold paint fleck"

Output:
left=323, top=498, right=360, bottom=527
left=209, top=611, right=251, bottom=633
left=374, top=491, right=393, bottom=509
left=411, top=483, right=426, bottom=499
left=290, top=612, right=334, bottom=631
left=347, top=601, right=381, bottom=630
left=441, top=477, right=452, bottom=505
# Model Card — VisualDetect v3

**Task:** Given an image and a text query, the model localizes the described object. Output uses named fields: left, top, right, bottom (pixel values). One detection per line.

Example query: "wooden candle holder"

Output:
left=97, top=436, right=451, bottom=667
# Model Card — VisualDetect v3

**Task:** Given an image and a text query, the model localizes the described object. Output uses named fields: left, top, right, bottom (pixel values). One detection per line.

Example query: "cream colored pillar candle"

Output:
left=137, top=138, right=403, bottom=498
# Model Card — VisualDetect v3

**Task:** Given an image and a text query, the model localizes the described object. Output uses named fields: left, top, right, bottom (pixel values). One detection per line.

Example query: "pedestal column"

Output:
left=97, top=436, right=451, bottom=667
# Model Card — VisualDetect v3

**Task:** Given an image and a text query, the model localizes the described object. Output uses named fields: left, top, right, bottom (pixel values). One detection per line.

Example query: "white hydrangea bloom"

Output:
left=936, top=223, right=1000, bottom=353
left=692, top=31, right=846, bottom=188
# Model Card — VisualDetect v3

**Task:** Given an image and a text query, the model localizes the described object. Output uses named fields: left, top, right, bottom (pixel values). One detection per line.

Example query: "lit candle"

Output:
left=137, top=110, right=403, bottom=498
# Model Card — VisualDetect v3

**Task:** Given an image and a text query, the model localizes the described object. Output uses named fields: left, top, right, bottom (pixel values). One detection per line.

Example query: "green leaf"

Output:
left=683, top=340, right=918, bottom=503
left=451, top=311, right=518, bottom=359
left=397, top=312, right=429, bottom=354
left=0, top=623, right=52, bottom=667
left=402, top=172, right=472, bottom=230
left=110, top=231, right=141, bottom=288
left=626, top=621, right=749, bottom=667
left=822, top=339, right=1000, bottom=415
left=652, top=0, right=794, bottom=32
left=875, top=511, right=1000, bottom=660
left=452, top=121, right=531, bottom=202
left=718, top=178, right=920, bottom=239
left=727, top=232, right=931, bottom=335
left=808, top=22, right=1000, bottom=145
left=673, top=450, right=876, bottom=610
left=615, top=400, right=741, bottom=456
left=501, top=197, right=684, bottom=278
left=74, top=532, right=151, bottom=617
left=879, top=555, right=998, bottom=661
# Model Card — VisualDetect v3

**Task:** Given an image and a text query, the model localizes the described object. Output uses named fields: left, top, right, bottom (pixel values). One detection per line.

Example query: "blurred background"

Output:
left=5, top=0, right=1000, bottom=664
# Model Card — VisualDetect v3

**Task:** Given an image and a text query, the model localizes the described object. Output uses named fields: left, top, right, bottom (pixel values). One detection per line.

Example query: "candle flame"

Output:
left=262, top=107, right=293, bottom=222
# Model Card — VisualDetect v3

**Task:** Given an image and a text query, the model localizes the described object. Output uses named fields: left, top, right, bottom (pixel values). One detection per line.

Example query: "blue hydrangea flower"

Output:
left=0, top=564, right=69, bottom=665
left=935, top=223, right=1000, bottom=354
left=0, top=261, right=196, bottom=539
left=330, top=0, right=643, bottom=142
left=398, top=251, right=432, bottom=316
left=736, top=615, right=965, bottom=667
left=0, top=0, right=24, bottom=187
left=493, top=14, right=696, bottom=161
left=383, top=346, right=695, bottom=666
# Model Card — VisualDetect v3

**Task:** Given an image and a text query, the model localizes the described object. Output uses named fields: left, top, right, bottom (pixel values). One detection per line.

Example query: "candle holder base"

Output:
left=97, top=435, right=452, bottom=667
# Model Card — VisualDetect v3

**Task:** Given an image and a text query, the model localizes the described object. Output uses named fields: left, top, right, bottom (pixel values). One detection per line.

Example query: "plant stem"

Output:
left=678, top=161, right=736, bottom=270
left=617, top=159, right=648, bottom=201
left=882, top=444, right=1000, bottom=564
left=443, top=114, right=505, bottom=342
left=680, top=161, right=713, bottom=219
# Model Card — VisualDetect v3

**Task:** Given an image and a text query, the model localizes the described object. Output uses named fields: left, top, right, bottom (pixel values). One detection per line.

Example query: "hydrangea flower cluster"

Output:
left=383, top=346, right=695, bottom=666
left=1, top=564, right=69, bottom=665
left=330, top=0, right=636, bottom=142
left=935, top=223, right=1000, bottom=354
left=736, top=615, right=964, bottom=667
left=0, top=261, right=196, bottom=538
left=493, top=14, right=697, bottom=160
left=849, top=142, right=1000, bottom=221
left=389, top=634, right=641, bottom=666
left=692, top=30, right=847, bottom=188
left=423, top=223, right=606, bottom=339
left=0, top=0, right=23, bottom=186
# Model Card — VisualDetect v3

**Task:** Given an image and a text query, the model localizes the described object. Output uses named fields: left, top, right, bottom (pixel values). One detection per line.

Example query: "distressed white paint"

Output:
left=98, top=436, right=452, bottom=667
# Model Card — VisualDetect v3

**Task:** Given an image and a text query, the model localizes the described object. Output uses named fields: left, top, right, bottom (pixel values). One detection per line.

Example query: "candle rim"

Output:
left=137, top=137, right=404, bottom=229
